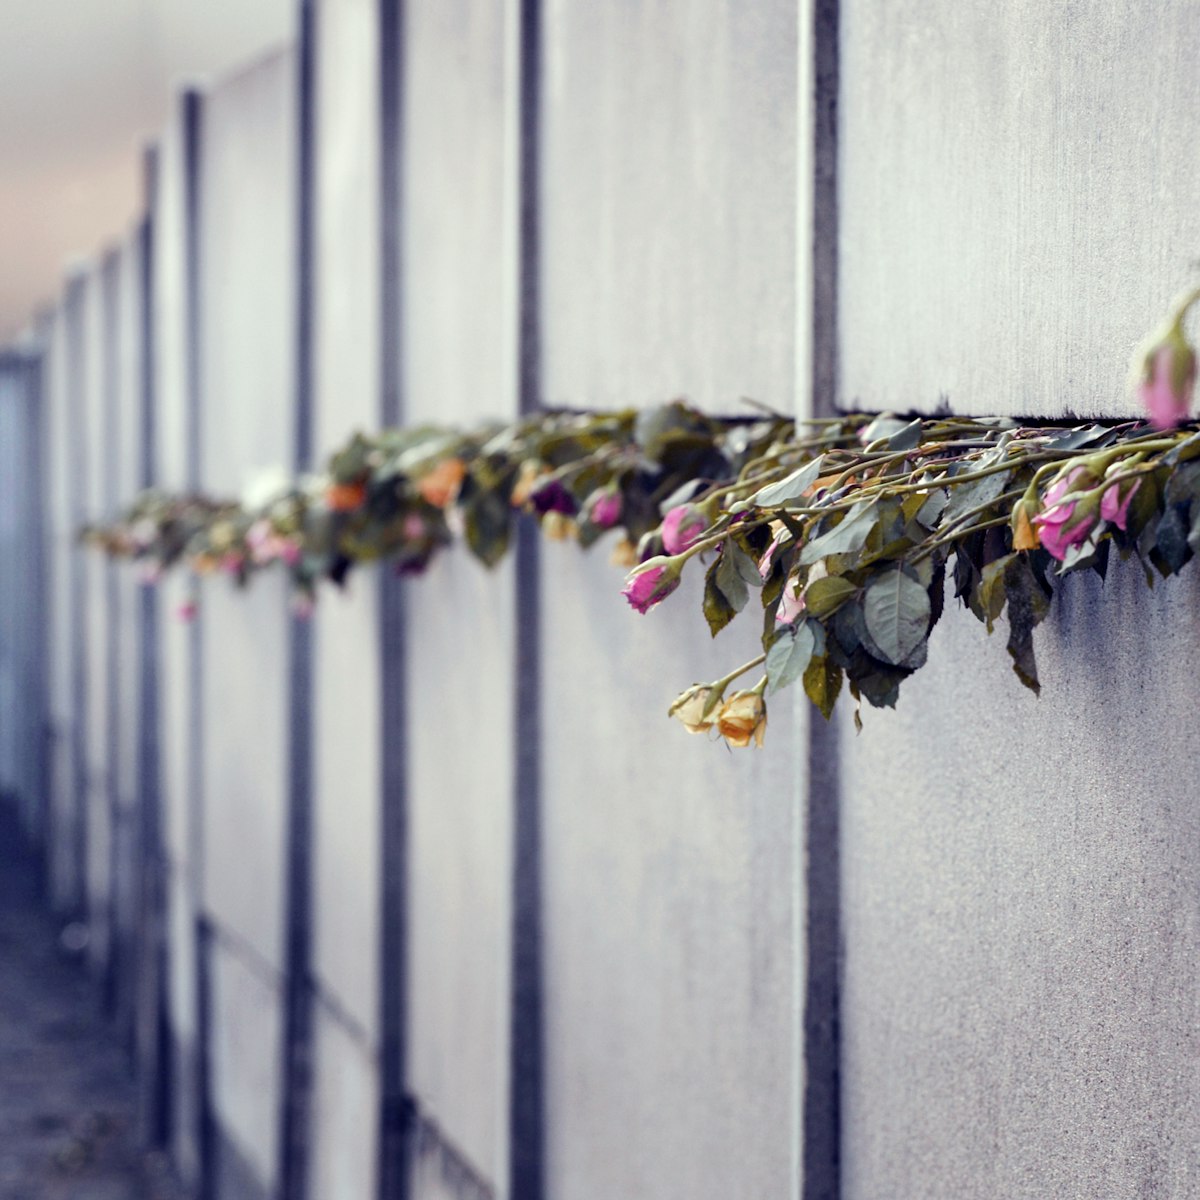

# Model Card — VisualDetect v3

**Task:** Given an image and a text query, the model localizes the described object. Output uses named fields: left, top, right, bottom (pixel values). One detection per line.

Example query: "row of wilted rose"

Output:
left=85, top=291, right=1200, bottom=748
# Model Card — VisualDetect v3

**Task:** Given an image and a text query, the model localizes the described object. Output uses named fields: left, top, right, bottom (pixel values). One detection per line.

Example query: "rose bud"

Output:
left=1031, top=466, right=1099, bottom=561
left=1099, top=472, right=1141, bottom=531
left=668, top=684, right=718, bottom=735
left=621, top=557, right=682, bottom=613
left=1135, top=325, right=1196, bottom=430
left=717, top=690, right=767, bottom=748
left=585, top=486, right=623, bottom=530
left=529, top=476, right=578, bottom=516
left=660, top=503, right=710, bottom=555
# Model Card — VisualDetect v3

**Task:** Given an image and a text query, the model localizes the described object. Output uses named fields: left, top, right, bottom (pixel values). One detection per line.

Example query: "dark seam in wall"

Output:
left=377, top=2, right=412, bottom=1198
left=136, top=140, right=173, bottom=1148
left=180, top=86, right=215, bottom=1200
left=509, top=1, right=545, bottom=1198
left=101, top=251, right=124, bottom=1027
left=804, top=3, right=842, bottom=1199
left=279, top=4, right=318, bottom=1197
left=65, top=276, right=88, bottom=924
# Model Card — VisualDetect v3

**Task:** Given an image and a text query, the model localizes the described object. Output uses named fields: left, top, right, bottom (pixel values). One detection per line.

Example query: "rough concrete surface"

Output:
left=400, top=1, right=518, bottom=1192
left=840, top=0, right=1200, bottom=419
left=841, top=557, right=1200, bottom=1199
left=0, top=807, right=184, bottom=1200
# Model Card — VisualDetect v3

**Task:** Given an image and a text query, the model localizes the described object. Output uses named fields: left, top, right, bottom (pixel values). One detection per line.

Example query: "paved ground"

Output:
left=0, top=810, right=182, bottom=1200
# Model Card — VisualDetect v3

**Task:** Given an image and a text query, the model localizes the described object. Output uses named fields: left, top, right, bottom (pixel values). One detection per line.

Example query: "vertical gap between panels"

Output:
left=509, top=0, right=545, bottom=1198
left=803, top=3, right=842, bottom=1200
left=279, top=2, right=318, bottom=1196
left=181, top=86, right=216, bottom=1200
left=377, top=2, right=413, bottom=1198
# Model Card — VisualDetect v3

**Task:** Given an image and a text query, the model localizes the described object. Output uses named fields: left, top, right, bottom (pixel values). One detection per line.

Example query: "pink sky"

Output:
left=0, top=0, right=292, bottom=341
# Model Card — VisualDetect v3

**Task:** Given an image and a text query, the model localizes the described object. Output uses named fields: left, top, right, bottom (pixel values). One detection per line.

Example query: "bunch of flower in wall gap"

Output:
left=85, top=288, right=1200, bottom=747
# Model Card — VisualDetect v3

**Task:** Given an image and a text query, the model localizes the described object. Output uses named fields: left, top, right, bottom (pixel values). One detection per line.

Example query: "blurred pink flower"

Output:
left=660, top=504, right=708, bottom=555
left=1139, top=342, right=1196, bottom=430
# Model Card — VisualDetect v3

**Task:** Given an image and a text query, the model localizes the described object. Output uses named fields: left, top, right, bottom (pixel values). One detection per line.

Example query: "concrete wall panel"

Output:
left=311, top=0, right=383, bottom=1052
left=537, top=4, right=803, bottom=1194
left=540, top=0, right=798, bottom=414
left=197, top=48, right=297, bottom=968
left=841, top=562, right=1200, bottom=1197
left=401, top=1, right=518, bottom=1189
left=210, top=944, right=284, bottom=1196
left=310, top=1006, right=379, bottom=1200
left=151, top=95, right=203, bottom=1179
left=44, top=306, right=80, bottom=913
left=840, top=1, right=1200, bottom=419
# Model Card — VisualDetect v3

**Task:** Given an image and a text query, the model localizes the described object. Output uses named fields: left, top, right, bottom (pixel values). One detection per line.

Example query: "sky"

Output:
left=0, top=0, right=292, bottom=341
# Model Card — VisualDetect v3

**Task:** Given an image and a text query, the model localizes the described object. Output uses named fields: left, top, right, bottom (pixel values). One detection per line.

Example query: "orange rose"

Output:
left=717, top=691, right=767, bottom=748
left=326, top=481, right=367, bottom=512
left=417, top=458, right=466, bottom=508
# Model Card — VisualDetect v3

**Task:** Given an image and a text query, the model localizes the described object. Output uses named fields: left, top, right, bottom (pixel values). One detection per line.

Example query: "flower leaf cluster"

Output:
left=85, top=404, right=1200, bottom=747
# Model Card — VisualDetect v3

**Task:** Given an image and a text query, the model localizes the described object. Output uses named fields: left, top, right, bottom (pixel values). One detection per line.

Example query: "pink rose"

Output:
left=776, top=583, right=804, bottom=626
left=1032, top=468, right=1096, bottom=561
left=586, top=488, right=623, bottom=530
left=621, top=561, right=681, bottom=613
left=660, top=504, right=708, bottom=555
left=1140, top=342, right=1196, bottom=430
left=1099, top=477, right=1140, bottom=531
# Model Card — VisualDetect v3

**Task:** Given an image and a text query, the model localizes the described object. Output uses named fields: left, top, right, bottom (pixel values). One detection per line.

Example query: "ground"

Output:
left=0, top=808, right=183, bottom=1200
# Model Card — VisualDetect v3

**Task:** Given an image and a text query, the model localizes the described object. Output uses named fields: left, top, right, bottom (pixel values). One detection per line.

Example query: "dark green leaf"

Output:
left=803, top=656, right=843, bottom=719
left=703, top=563, right=737, bottom=637
left=799, top=502, right=878, bottom=565
left=749, top=457, right=824, bottom=507
left=803, top=574, right=858, bottom=618
left=1003, top=556, right=1047, bottom=694
left=766, top=622, right=817, bottom=695
left=714, top=546, right=750, bottom=612
left=1155, top=504, right=1191, bottom=575
left=863, top=568, right=931, bottom=665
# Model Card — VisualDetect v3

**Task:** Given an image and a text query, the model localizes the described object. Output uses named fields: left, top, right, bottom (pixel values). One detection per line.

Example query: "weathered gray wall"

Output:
left=400, top=2, right=518, bottom=1195
left=309, top=0, right=383, bottom=1194
left=44, top=298, right=79, bottom=916
left=196, top=46, right=298, bottom=1197
left=537, top=3, right=803, bottom=1196
left=151, top=92, right=204, bottom=1188
left=840, top=1, right=1200, bottom=419
left=838, top=3, right=1200, bottom=1195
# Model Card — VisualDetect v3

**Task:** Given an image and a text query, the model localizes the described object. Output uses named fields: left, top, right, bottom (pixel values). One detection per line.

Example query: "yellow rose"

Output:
left=668, top=685, right=717, bottom=735
left=717, top=690, right=767, bottom=748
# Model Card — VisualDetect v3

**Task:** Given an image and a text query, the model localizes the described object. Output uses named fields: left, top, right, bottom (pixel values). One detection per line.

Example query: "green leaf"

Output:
left=862, top=568, right=931, bottom=665
left=1155, top=504, right=1192, bottom=575
left=726, top=539, right=765, bottom=588
left=943, top=468, right=1012, bottom=524
left=766, top=622, right=817, bottom=695
left=703, top=562, right=737, bottom=637
left=799, top=502, right=878, bottom=565
left=978, top=552, right=1015, bottom=634
left=803, top=574, right=858, bottom=618
left=714, top=546, right=750, bottom=612
left=803, top=655, right=843, bottom=719
left=1003, top=556, right=1049, bottom=694
left=749, top=457, right=824, bottom=507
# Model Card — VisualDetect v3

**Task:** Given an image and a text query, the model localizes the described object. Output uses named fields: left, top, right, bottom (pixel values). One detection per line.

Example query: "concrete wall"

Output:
left=536, top=3, right=803, bottom=1197
left=28, top=1, right=1200, bottom=1198
left=309, top=0, right=383, bottom=1194
left=399, top=2, right=518, bottom=1195
left=196, top=46, right=298, bottom=1197
left=151, top=92, right=204, bottom=1187
left=837, top=3, right=1200, bottom=1195
left=840, top=1, right=1200, bottom=420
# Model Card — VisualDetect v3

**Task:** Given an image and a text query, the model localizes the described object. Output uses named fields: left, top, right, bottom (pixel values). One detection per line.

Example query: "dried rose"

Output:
left=717, top=690, right=767, bottom=748
left=668, top=685, right=717, bottom=734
